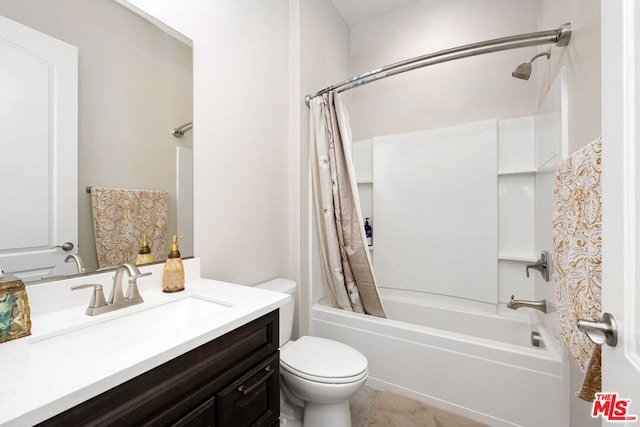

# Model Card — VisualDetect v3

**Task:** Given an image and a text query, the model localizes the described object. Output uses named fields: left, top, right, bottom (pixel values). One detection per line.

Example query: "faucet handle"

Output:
left=71, top=284, right=108, bottom=311
left=525, top=251, right=550, bottom=282
left=125, top=272, right=151, bottom=301
left=130, top=271, right=152, bottom=281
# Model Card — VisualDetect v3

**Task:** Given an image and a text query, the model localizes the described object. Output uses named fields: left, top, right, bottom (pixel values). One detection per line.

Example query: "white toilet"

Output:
left=255, top=279, right=368, bottom=427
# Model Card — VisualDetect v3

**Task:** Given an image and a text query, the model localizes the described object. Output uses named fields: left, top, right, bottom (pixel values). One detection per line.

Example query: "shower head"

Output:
left=511, top=49, right=551, bottom=80
left=511, top=63, right=533, bottom=80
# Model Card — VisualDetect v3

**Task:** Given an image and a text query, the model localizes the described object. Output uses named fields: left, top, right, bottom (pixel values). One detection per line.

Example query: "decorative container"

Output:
left=0, top=274, right=31, bottom=343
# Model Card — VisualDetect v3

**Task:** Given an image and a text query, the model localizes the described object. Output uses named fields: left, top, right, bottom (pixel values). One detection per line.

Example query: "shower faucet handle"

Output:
left=525, top=251, right=550, bottom=282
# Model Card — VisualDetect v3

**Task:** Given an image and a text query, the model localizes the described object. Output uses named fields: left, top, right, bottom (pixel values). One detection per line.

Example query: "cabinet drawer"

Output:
left=217, top=353, right=280, bottom=427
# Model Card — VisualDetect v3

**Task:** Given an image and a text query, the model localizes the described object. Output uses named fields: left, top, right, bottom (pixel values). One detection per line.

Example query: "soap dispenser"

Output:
left=135, top=232, right=155, bottom=266
left=163, top=235, right=185, bottom=293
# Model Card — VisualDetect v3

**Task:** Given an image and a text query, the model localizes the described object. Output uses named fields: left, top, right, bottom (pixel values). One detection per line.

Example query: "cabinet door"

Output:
left=173, top=396, right=216, bottom=427
left=217, top=353, right=279, bottom=427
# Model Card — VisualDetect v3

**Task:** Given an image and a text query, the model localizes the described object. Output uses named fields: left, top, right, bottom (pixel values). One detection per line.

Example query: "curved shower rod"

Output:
left=172, top=121, right=193, bottom=138
left=305, top=23, right=572, bottom=106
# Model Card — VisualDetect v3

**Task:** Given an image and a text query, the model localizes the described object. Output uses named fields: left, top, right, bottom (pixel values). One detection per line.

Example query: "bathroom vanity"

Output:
left=39, top=310, right=280, bottom=426
left=0, top=259, right=288, bottom=427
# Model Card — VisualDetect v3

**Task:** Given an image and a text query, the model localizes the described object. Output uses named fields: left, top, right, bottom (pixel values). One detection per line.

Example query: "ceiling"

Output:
left=329, top=0, right=423, bottom=27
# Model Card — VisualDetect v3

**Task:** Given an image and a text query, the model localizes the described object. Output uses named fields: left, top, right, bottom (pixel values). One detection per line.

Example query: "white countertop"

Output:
left=0, top=258, right=289, bottom=426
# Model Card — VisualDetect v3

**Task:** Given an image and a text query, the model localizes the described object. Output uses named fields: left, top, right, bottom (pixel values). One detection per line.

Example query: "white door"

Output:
left=0, top=16, right=78, bottom=282
left=601, top=1, right=640, bottom=424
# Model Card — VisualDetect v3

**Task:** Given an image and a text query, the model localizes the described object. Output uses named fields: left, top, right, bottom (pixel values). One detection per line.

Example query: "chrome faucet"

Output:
left=72, top=263, right=151, bottom=316
left=110, top=263, right=150, bottom=303
left=65, top=254, right=86, bottom=274
left=507, top=295, right=547, bottom=314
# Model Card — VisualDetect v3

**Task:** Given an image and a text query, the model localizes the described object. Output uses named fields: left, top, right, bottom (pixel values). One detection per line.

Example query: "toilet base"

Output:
left=303, top=400, right=351, bottom=427
left=280, top=381, right=304, bottom=427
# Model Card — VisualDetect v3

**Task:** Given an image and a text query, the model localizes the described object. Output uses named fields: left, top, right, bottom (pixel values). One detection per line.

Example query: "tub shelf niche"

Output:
left=497, top=168, right=537, bottom=176
left=498, top=252, right=538, bottom=263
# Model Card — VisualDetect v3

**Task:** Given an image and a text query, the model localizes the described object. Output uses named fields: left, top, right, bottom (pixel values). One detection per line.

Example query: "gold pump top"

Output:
left=139, top=232, right=151, bottom=254
left=167, top=235, right=182, bottom=258
left=140, top=232, right=149, bottom=248
left=169, top=235, right=180, bottom=252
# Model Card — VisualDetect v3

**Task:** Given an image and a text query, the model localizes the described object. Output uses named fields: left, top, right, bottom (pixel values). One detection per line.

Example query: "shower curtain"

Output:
left=309, top=91, right=386, bottom=318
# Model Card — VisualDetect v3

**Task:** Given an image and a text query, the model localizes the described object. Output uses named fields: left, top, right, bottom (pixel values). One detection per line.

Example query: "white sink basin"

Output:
left=29, top=296, right=233, bottom=355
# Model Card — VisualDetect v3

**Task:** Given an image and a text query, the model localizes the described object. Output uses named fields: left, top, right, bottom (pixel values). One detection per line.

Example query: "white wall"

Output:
left=195, top=1, right=289, bottom=285
left=123, top=0, right=291, bottom=285
left=538, top=0, right=601, bottom=154
left=349, top=0, right=539, bottom=140
left=298, top=0, right=351, bottom=335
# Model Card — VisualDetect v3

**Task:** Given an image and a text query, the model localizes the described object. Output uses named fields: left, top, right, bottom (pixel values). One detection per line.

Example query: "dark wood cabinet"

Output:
left=38, top=310, right=279, bottom=427
left=217, top=353, right=279, bottom=427
left=173, top=396, right=217, bottom=427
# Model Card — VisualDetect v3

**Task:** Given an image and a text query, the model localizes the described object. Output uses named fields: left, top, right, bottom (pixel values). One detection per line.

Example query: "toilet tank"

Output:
left=254, top=279, right=296, bottom=346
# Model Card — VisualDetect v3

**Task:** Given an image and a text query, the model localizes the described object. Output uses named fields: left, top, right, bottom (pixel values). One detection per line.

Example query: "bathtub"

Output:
left=311, top=288, right=568, bottom=427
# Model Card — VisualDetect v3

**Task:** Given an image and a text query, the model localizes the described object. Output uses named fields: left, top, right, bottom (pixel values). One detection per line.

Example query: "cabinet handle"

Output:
left=237, top=366, right=274, bottom=396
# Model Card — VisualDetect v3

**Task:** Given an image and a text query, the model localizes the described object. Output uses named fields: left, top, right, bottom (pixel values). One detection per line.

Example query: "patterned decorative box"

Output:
left=0, top=274, right=31, bottom=343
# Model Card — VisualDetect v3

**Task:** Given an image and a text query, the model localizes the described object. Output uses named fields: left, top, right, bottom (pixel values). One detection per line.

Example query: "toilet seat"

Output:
left=281, top=362, right=368, bottom=384
left=280, top=336, right=368, bottom=384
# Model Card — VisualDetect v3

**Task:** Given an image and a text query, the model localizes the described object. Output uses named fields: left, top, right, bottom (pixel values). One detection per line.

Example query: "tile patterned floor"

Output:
left=350, top=386, right=487, bottom=427
left=350, top=386, right=380, bottom=426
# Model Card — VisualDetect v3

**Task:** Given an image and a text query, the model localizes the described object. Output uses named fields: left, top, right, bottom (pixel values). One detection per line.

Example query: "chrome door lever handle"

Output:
left=54, top=242, right=75, bottom=251
left=577, top=312, right=618, bottom=347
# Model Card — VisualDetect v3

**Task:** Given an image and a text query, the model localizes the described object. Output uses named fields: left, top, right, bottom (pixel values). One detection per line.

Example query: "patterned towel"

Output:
left=552, top=137, right=602, bottom=401
left=90, top=187, right=168, bottom=268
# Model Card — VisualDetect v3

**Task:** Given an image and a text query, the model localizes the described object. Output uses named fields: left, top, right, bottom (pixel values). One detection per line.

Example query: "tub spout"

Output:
left=507, top=295, right=547, bottom=313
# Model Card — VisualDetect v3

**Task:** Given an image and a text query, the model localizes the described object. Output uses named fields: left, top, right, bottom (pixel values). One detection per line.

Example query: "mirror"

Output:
left=0, top=0, right=193, bottom=282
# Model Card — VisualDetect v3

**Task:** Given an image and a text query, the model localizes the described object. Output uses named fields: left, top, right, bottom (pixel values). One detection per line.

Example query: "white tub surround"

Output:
left=312, top=291, right=564, bottom=427
left=352, top=115, right=541, bottom=314
left=0, top=258, right=290, bottom=426
left=372, top=120, right=498, bottom=306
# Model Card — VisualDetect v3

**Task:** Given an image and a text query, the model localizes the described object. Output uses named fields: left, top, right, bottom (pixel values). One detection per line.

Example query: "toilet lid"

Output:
left=280, top=336, right=368, bottom=383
